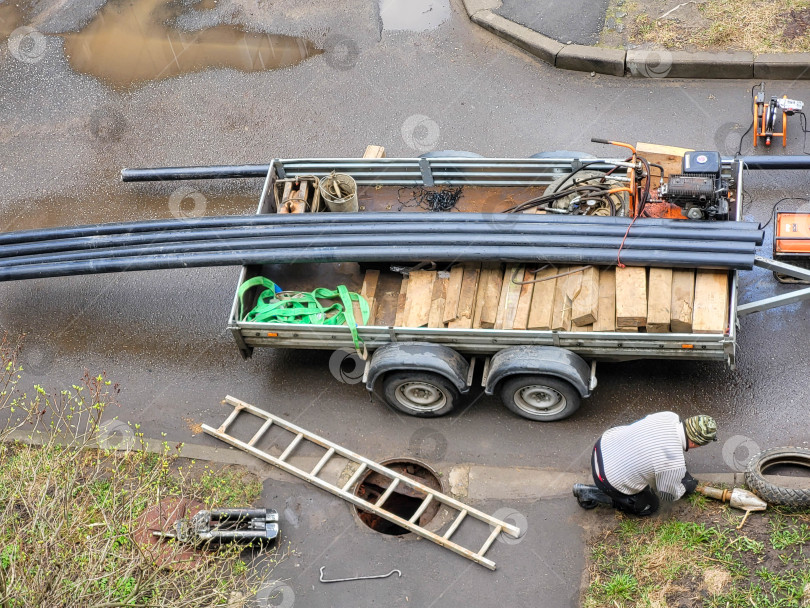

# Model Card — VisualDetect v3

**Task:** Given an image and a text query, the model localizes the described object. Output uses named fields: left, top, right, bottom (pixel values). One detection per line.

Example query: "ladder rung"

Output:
left=310, top=447, right=335, bottom=477
left=218, top=405, right=243, bottom=433
left=278, top=433, right=304, bottom=462
left=248, top=419, right=273, bottom=446
left=478, top=525, right=502, bottom=557
left=342, top=463, right=367, bottom=491
left=408, top=494, right=433, bottom=524
left=374, top=478, right=400, bottom=507
left=443, top=509, right=468, bottom=539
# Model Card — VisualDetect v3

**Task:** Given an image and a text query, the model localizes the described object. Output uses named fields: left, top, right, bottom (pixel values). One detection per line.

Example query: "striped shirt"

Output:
left=598, top=411, right=688, bottom=501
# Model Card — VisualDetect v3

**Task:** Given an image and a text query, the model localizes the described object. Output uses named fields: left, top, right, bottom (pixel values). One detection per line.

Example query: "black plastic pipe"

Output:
left=120, top=164, right=270, bottom=182
left=0, top=214, right=763, bottom=247
left=0, top=222, right=762, bottom=260
left=0, top=246, right=754, bottom=282
left=0, top=233, right=755, bottom=268
left=738, top=156, right=810, bottom=171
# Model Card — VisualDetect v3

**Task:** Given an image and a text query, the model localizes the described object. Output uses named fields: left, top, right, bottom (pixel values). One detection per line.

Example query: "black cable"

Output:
left=761, top=197, right=810, bottom=229
left=796, top=111, right=810, bottom=155
left=736, top=84, right=759, bottom=156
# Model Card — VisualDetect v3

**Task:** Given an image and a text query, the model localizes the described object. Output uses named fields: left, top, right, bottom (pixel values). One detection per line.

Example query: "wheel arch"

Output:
left=484, top=346, right=591, bottom=397
left=366, top=342, right=470, bottom=394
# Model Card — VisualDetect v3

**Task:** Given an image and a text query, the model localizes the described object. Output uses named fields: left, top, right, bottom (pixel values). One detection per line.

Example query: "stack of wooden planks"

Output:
left=358, top=263, right=730, bottom=334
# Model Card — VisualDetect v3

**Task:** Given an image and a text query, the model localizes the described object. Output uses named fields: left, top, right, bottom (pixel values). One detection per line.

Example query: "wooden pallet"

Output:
left=366, top=265, right=729, bottom=334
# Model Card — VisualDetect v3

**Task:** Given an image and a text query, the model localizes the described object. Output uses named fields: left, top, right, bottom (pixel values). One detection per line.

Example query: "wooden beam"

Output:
left=647, top=268, right=673, bottom=333
left=511, top=268, right=535, bottom=330
left=551, top=266, right=573, bottom=331
left=593, top=268, right=616, bottom=332
left=449, top=264, right=480, bottom=329
left=479, top=263, right=503, bottom=329
left=692, top=270, right=729, bottom=334
left=615, top=266, right=647, bottom=328
left=495, top=264, right=523, bottom=330
left=635, top=142, right=693, bottom=180
left=428, top=276, right=448, bottom=328
left=572, top=266, right=599, bottom=326
left=363, top=145, right=386, bottom=158
left=527, top=266, right=558, bottom=330
left=670, top=269, right=695, bottom=333
left=404, top=270, right=436, bottom=328
left=360, top=270, right=380, bottom=325
left=443, top=265, right=464, bottom=324
left=394, top=277, right=409, bottom=327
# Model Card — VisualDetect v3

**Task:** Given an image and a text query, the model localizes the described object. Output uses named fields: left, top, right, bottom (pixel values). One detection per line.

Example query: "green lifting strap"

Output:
left=237, top=277, right=370, bottom=351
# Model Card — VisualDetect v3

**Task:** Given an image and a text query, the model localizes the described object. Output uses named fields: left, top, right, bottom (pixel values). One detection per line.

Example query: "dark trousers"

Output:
left=591, top=440, right=660, bottom=517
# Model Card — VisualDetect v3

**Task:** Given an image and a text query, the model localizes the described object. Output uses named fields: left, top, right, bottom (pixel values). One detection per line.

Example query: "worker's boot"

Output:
left=572, top=484, right=613, bottom=510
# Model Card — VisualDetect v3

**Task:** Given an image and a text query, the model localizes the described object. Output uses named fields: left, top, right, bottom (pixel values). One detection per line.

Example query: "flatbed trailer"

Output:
left=223, top=155, right=810, bottom=421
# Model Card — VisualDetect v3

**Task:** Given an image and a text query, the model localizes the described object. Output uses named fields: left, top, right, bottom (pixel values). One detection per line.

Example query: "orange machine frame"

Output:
left=754, top=95, right=788, bottom=148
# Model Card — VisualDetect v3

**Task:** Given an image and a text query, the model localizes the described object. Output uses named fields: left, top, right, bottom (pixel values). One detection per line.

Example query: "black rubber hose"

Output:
left=0, top=247, right=754, bottom=282
left=0, top=222, right=763, bottom=259
left=0, top=233, right=756, bottom=268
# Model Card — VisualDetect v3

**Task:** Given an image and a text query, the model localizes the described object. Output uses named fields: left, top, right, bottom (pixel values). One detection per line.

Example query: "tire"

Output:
left=381, top=371, right=459, bottom=417
left=744, top=446, right=810, bottom=507
left=498, top=374, right=580, bottom=421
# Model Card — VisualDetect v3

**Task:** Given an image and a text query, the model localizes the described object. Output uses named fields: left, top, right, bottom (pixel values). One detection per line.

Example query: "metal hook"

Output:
left=319, top=566, right=402, bottom=584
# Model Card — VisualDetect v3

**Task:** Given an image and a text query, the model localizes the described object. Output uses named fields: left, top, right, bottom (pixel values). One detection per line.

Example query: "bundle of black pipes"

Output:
left=0, top=214, right=763, bottom=282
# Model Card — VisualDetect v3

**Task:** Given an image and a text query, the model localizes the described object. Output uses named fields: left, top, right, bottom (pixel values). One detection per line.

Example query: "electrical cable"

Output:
left=736, top=84, right=759, bottom=156
left=761, top=197, right=810, bottom=229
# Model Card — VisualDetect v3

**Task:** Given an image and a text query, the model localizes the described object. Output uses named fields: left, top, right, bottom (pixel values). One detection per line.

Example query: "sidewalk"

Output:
left=464, top=0, right=810, bottom=79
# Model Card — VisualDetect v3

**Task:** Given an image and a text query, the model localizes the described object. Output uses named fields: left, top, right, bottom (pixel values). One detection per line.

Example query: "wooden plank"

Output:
left=593, top=268, right=616, bottom=332
left=647, top=268, right=673, bottom=333
left=360, top=270, right=380, bottom=325
left=527, top=266, right=558, bottom=330
left=635, top=142, right=693, bottom=179
left=404, top=270, right=435, bottom=328
left=571, top=323, right=592, bottom=332
left=449, top=264, right=481, bottom=329
left=615, top=266, right=647, bottom=328
left=495, top=264, right=522, bottom=330
left=572, top=266, right=599, bottom=326
left=670, top=270, right=695, bottom=333
left=471, top=264, right=490, bottom=329
left=502, top=265, right=524, bottom=330
left=394, top=277, right=408, bottom=327
left=442, top=265, right=464, bottom=324
left=428, top=276, right=448, bottom=328
left=373, top=273, right=401, bottom=326
left=693, top=270, right=729, bottom=334
left=480, top=263, right=504, bottom=329
left=363, top=145, right=386, bottom=158
left=550, top=266, right=572, bottom=331
left=511, top=268, right=535, bottom=330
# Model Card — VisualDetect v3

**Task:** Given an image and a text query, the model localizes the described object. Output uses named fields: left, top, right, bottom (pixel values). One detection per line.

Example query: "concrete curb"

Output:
left=464, top=4, right=810, bottom=79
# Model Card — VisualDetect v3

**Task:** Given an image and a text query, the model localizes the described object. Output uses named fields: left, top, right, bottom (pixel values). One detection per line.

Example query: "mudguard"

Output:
left=484, top=346, right=591, bottom=397
left=365, top=342, right=469, bottom=393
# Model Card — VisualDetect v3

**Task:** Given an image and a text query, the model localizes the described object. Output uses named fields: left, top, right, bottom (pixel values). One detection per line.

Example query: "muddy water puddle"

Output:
left=62, top=0, right=321, bottom=89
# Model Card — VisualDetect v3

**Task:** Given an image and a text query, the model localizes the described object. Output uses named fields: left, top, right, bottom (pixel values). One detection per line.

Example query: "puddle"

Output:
left=378, top=0, right=450, bottom=32
left=62, top=0, right=322, bottom=89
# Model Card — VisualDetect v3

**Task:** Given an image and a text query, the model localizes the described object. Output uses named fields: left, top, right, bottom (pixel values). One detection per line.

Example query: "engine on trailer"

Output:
left=658, top=151, right=730, bottom=220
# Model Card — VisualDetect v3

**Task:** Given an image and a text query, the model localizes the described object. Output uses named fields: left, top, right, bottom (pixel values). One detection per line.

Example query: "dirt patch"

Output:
left=601, top=0, right=810, bottom=54
left=583, top=496, right=810, bottom=607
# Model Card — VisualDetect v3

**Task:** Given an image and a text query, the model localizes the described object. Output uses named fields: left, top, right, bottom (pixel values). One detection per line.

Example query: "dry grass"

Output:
left=631, top=0, right=810, bottom=53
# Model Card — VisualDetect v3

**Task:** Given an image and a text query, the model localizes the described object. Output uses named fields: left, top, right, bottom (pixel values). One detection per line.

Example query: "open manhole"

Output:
left=354, top=459, right=442, bottom=536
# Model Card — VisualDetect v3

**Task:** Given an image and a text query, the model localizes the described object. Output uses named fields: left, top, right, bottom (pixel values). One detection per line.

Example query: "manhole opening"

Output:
left=354, top=459, right=442, bottom=536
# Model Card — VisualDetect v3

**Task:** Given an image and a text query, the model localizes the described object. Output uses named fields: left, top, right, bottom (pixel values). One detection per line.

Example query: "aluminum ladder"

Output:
left=202, top=395, right=521, bottom=569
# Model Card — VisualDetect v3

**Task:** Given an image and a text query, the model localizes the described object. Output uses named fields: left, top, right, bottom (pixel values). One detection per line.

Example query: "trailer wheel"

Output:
left=744, top=446, right=810, bottom=507
left=499, top=375, right=580, bottom=421
left=381, top=371, right=459, bottom=417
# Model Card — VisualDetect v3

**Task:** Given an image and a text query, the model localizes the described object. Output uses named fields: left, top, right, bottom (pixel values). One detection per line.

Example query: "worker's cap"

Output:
left=684, top=415, right=718, bottom=446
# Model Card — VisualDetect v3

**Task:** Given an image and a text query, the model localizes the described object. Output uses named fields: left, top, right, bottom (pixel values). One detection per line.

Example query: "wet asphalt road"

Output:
left=1, top=1, right=810, bottom=602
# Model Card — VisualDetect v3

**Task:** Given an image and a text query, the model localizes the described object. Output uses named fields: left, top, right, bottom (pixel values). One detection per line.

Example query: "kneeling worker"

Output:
left=573, top=411, right=717, bottom=516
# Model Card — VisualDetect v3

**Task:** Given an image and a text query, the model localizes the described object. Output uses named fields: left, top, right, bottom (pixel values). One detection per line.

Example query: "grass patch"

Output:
left=620, top=0, right=810, bottom=53
left=584, top=501, right=810, bottom=607
left=0, top=334, right=276, bottom=606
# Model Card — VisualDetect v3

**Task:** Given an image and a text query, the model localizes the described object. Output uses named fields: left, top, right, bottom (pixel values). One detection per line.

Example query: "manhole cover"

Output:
left=354, top=459, right=442, bottom=536
left=133, top=497, right=206, bottom=569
